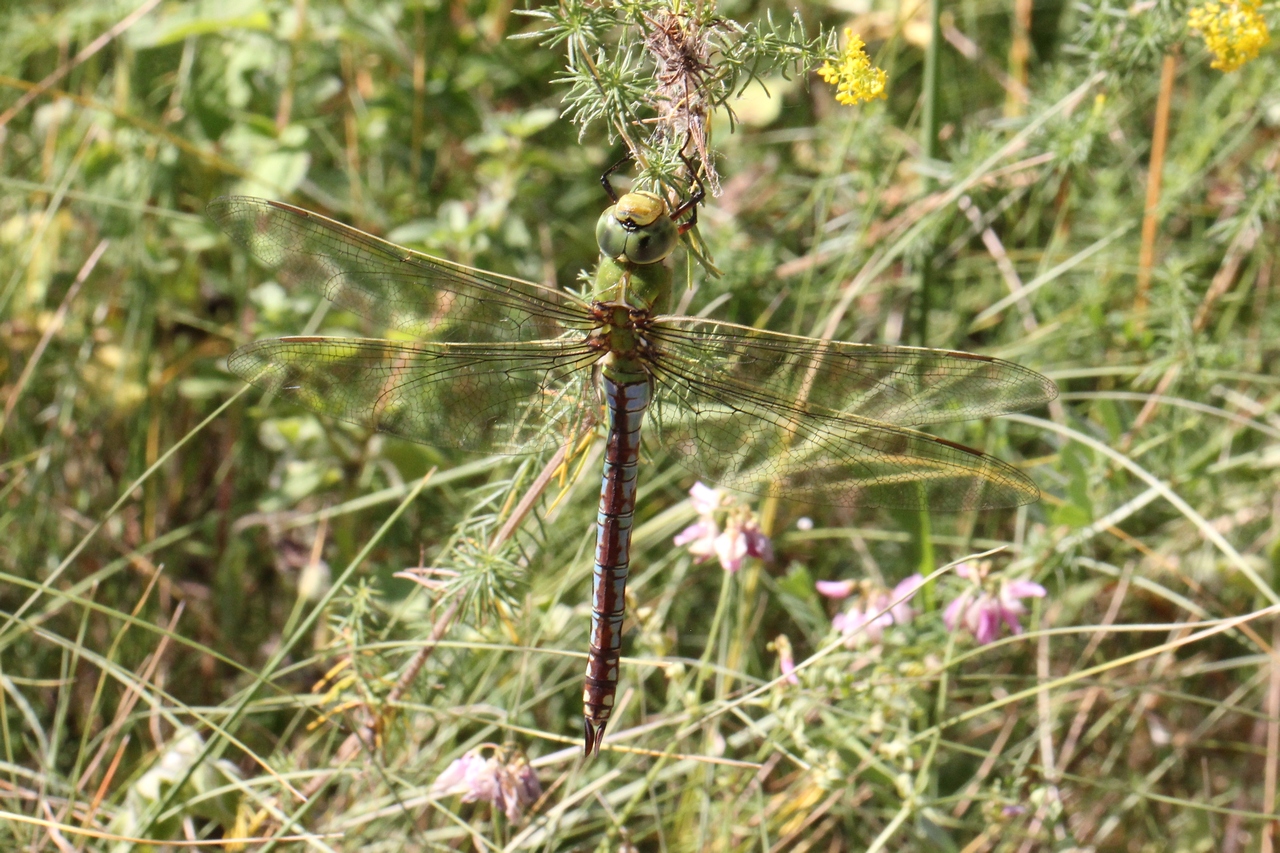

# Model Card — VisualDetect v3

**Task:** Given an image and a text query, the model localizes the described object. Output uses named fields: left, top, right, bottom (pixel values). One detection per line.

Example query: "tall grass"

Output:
left=1, top=0, right=1278, bottom=849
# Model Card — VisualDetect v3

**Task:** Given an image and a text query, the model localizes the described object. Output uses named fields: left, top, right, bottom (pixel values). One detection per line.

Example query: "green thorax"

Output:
left=592, top=191, right=676, bottom=315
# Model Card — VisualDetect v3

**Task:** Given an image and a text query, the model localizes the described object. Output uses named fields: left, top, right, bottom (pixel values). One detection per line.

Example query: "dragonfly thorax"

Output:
left=595, top=191, right=678, bottom=266
left=588, top=301, right=654, bottom=363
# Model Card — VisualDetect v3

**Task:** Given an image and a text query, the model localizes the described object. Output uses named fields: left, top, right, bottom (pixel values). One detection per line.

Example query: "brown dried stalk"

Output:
left=643, top=10, right=721, bottom=194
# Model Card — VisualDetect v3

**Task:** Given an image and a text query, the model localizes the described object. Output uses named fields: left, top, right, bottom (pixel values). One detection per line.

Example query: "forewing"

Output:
left=648, top=317, right=1057, bottom=426
left=209, top=197, right=593, bottom=342
left=646, top=319, right=1051, bottom=510
left=229, top=337, right=602, bottom=454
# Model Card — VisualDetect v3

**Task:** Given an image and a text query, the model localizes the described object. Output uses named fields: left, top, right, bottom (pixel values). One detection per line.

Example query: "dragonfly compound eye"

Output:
left=595, top=192, right=678, bottom=266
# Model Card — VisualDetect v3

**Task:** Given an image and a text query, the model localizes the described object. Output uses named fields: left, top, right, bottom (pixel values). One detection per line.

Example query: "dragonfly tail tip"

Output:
left=584, top=717, right=607, bottom=757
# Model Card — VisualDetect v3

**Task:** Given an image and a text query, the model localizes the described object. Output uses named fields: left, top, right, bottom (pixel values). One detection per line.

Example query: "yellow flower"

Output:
left=1188, top=0, right=1271, bottom=72
left=817, top=28, right=888, bottom=106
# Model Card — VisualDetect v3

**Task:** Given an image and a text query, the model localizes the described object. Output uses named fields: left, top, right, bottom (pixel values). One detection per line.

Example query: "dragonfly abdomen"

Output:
left=583, top=375, right=649, bottom=755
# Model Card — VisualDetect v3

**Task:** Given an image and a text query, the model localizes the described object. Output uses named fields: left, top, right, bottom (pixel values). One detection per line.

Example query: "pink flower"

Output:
left=827, top=574, right=923, bottom=647
left=430, top=748, right=541, bottom=822
left=944, top=590, right=1003, bottom=644
left=780, top=656, right=798, bottom=684
left=887, top=574, right=925, bottom=624
left=832, top=606, right=869, bottom=645
left=431, top=752, right=499, bottom=802
left=674, top=518, right=718, bottom=561
left=833, top=601, right=893, bottom=646
left=714, top=524, right=748, bottom=573
left=944, top=576, right=1046, bottom=645
left=970, top=595, right=1003, bottom=644
left=713, top=517, right=772, bottom=573
left=815, top=579, right=857, bottom=599
left=744, top=522, right=772, bottom=561
left=863, top=604, right=895, bottom=643
left=674, top=483, right=771, bottom=573
left=996, top=579, right=1046, bottom=635
left=689, top=481, right=723, bottom=515
left=943, top=590, right=974, bottom=633
left=499, top=756, right=542, bottom=822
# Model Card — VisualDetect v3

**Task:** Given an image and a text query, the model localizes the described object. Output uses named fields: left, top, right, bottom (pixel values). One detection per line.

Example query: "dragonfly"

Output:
left=210, top=172, right=1057, bottom=755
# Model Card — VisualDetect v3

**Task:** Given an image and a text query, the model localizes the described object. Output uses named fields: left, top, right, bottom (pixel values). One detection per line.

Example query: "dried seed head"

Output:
left=644, top=10, right=722, bottom=195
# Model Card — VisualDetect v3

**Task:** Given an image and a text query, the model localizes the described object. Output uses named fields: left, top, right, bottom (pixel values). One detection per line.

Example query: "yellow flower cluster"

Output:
left=1188, top=0, right=1271, bottom=72
left=817, top=28, right=888, bottom=106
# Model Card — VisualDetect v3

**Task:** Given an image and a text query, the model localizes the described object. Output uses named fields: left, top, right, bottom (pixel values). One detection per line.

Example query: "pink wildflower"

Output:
left=714, top=522, right=749, bottom=573
left=996, top=579, right=1047, bottom=635
left=715, top=517, right=771, bottom=573
left=500, top=756, right=542, bottom=821
left=887, top=573, right=925, bottom=624
left=832, top=605, right=870, bottom=646
left=970, top=594, right=1004, bottom=644
left=943, top=589, right=975, bottom=634
left=825, top=574, right=923, bottom=647
left=944, top=574, right=1046, bottom=645
left=689, top=481, right=723, bottom=515
left=862, top=603, right=896, bottom=643
left=430, top=748, right=541, bottom=822
left=674, top=518, right=718, bottom=562
left=815, top=579, right=857, bottom=598
left=431, top=752, right=499, bottom=802
left=674, top=483, right=771, bottom=573
left=833, top=604, right=887, bottom=645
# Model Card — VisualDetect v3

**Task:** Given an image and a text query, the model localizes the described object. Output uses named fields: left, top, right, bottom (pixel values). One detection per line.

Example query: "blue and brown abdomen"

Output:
left=582, top=376, right=649, bottom=754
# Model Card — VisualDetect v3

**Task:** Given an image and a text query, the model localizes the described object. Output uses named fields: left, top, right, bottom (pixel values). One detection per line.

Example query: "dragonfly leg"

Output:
left=600, top=151, right=634, bottom=204
left=671, top=144, right=705, bottom=234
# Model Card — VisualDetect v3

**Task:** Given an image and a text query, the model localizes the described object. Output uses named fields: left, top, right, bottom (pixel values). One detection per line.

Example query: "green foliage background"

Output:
left=1, top=0, right=1278, bottom=849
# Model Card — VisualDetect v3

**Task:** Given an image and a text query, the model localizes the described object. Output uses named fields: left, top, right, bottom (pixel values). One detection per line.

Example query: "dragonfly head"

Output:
left=596, top=191, right=679, bottom=265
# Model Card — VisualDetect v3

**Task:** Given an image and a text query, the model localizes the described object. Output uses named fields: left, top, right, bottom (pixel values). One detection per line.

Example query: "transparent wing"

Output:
left=209, top=197, right=594, bottom=342
left=229, top=336, right=602, bottom=454
left=645, top=318, right=1057, bottom=510
left=648, top=318, right=1057, bottom=426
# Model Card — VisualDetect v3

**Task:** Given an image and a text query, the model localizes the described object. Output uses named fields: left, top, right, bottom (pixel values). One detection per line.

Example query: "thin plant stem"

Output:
left=1135, top=52, right=1177, bottom=326
left=911, top=0, right=945, bottom=605
left=1264, top=614, right=1280, bottom=853
left=916, top=0, right=942, bottom=349
left=692, top=565, right=736, bottom=743
left=1007, top=0, right=1032, bottom=116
